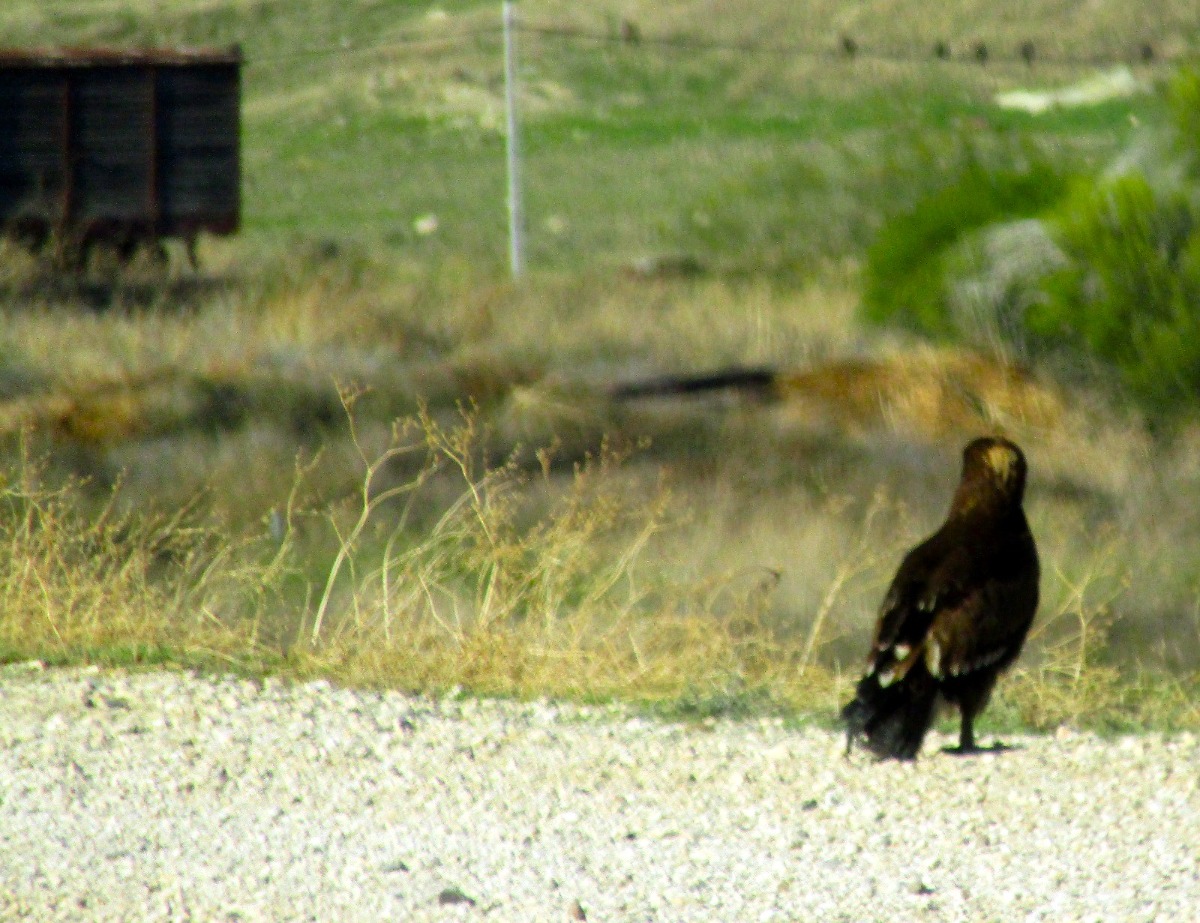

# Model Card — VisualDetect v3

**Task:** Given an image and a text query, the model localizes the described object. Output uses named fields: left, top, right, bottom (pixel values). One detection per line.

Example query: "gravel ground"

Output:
left=0, top=664, right=1197, bottom=922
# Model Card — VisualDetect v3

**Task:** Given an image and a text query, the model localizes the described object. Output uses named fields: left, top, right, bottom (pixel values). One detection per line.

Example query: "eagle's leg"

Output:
left=955, top=712, right=979, bottom=752
left=943, top=676, right=998, bottom=755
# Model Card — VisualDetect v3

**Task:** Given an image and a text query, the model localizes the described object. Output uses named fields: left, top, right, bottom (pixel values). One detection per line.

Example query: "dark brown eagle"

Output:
left=842, top=436, right=1039, bottom=759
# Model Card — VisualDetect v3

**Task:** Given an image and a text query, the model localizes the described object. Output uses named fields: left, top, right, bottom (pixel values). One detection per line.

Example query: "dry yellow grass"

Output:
left=0, top=449, right=270, bottom=669
left=771, top=349, right=1064, bottom=438
left=0, top=257, right=1196, bottom=729
left=0, top=386, right=1196, bottom=728
left=0, top=0, right=1194, bottom=731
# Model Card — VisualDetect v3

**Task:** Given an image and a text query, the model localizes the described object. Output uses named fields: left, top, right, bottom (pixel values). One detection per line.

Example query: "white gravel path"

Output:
left=0, top=664, right=1197, bottom=922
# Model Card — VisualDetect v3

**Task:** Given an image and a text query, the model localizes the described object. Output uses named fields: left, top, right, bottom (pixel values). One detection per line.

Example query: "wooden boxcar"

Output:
left=0, top=46, right=241, bottom=267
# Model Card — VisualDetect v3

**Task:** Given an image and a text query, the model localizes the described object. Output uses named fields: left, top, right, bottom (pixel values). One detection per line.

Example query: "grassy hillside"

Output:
left=0, top=1, right=1198, bottom=728
left=3, top=0, right=1192, bottom=268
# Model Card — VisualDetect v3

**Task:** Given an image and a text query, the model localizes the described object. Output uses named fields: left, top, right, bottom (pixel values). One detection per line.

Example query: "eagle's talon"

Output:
left=942, top=741, right=1017, bottom=756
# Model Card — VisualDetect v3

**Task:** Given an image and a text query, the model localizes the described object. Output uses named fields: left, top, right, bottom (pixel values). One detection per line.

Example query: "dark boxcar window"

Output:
left=156, top=64, right=240, bottom=233
left=0, top=70, right=68, bottom=223
left=72, top=67, right=154, bottom=221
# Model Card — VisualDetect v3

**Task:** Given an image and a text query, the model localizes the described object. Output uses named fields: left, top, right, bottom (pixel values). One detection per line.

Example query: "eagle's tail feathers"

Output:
left=842, top=666, right=938, bottom=760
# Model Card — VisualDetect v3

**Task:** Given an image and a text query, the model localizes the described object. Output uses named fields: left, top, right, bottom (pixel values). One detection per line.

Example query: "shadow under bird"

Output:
left=842, top=436, right=1040, bottom=760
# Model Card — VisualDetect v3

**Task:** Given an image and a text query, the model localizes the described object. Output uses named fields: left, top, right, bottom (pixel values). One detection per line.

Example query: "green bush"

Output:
left=1024, top=64, right=1200, bottom=420
left=861, top=64, right=1200, bottom=421
left=861, top=155, right=1073, bottom=336
left=1166, top=64, right=1200, bottom=175
left=1027, top=174, right=1200, bottom=417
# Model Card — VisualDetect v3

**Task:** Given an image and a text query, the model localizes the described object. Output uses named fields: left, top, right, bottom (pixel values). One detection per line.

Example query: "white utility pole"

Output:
left=502, top=0, right=524, bottom=277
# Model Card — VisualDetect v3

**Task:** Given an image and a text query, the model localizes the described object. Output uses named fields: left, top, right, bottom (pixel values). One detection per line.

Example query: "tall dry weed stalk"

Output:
left=296, top=407, right=845, bottom=707
left=305, top=405, right=665, bottom=690
left=308, top=387, right=434, bottom=645
left=0, top=441, right=270, bottom=666
left=799, top=488, right=899, bottom=672
left=1004, top=536, right=1132, bottom=727
left=1, top=404, right=1193, bottom=728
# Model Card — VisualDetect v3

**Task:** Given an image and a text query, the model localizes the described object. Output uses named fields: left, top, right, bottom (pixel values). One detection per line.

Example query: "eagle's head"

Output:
left=953, top=436, right=1028, bottom=513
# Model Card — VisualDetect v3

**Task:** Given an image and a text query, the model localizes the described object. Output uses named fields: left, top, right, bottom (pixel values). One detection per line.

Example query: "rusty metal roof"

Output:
left=0, top=46, right=242, bottom=67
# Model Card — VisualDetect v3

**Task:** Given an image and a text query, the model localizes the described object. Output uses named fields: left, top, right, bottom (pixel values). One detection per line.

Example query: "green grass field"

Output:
left=0, top=0, right=1198, bottom=731
left=6, top=0, right=1179, bottom=265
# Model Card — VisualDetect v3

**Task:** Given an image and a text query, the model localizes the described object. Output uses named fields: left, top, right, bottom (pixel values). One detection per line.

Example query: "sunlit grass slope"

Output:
left=1, top=0, right=1186, bottom=267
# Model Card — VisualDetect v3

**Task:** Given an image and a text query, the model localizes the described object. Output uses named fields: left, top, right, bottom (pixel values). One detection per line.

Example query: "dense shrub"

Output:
left=1027, top=174, right=1200, bottom=416
left=863, top=64, right=1200, bottom=420
left=1166, top=65, right=1200, bottom=176
left=861, top=155, right=1073, bottom=336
